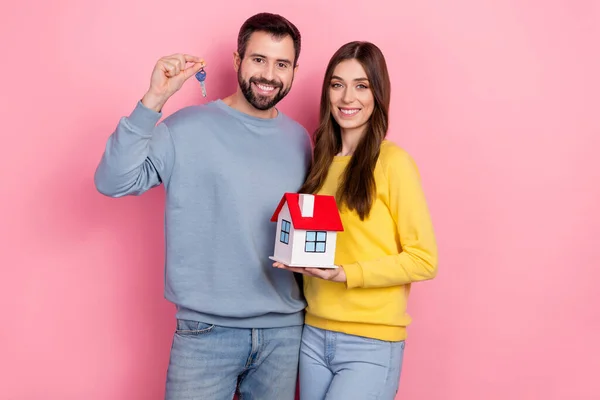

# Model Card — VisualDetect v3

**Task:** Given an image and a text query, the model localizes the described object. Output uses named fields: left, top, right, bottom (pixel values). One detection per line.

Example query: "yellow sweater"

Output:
left=303, top=140, right=438, bottom=341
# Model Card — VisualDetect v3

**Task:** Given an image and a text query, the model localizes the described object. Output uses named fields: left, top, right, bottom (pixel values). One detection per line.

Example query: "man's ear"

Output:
left=293, top=63, right=299, bottom=74
left=233, top=52, right=241, bottom=72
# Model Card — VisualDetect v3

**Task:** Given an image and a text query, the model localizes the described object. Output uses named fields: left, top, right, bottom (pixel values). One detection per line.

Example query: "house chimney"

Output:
left=299, top=194, right=315, bottom=218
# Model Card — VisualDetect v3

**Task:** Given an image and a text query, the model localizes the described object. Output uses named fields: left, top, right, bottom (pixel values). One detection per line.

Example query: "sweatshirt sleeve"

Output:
left=343, top=150, right=438, bottom=289
left=94, top=101, right=176, bottom=197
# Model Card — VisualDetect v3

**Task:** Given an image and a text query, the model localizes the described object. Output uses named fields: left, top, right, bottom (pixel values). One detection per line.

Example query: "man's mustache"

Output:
left=249, top=77, right=283, bottom=88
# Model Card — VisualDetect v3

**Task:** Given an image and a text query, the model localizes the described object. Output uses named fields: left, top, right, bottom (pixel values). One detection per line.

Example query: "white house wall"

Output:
left=273, top=203, right=294, bottom=264
left=291, top=230, right=337, bottom=267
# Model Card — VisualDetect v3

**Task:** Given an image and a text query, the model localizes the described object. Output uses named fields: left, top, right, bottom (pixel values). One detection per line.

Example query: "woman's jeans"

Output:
left=299, top=325, right=405, bottom=400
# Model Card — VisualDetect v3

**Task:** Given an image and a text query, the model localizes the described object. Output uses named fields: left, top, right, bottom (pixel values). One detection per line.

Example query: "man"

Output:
left=94, top=13, right=310, bottom=400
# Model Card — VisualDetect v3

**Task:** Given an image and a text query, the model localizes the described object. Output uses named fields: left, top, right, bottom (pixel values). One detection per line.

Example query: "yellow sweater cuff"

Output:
left=343, top=262, right=364, bottom=289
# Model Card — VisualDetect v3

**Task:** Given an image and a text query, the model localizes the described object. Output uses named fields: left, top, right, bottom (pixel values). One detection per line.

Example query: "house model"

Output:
left=269, top=193, right=344, bottom=269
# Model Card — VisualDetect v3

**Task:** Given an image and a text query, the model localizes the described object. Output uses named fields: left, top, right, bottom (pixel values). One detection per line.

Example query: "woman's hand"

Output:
left=273, top=262, right=347, bottom=283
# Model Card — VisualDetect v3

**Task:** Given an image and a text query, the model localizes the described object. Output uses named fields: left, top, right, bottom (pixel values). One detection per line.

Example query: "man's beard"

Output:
left=238, top=69, right=291, bottom=111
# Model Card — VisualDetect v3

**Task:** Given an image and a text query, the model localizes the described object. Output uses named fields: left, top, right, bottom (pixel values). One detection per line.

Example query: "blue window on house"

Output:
left=280, top=220, right=291, bottom=244
left=305, top=231, right=327, bottom=253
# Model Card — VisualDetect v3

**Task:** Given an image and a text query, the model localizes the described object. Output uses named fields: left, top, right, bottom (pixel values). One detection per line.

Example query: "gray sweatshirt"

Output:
left=94, top=100, right=312, bottom=328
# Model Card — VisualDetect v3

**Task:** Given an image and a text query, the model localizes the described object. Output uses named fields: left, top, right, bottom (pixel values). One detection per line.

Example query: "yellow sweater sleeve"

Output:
left=343, top=150, right=438, bottom=289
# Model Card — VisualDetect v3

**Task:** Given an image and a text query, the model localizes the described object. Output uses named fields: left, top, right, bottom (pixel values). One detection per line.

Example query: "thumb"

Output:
left=184, top=62, right=205, bottom=79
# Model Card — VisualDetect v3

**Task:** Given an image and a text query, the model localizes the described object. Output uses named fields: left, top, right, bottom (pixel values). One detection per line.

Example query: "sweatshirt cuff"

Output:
left=343, top=262, right=364, bottom=289
left=127, top=100, right=162, bottom=131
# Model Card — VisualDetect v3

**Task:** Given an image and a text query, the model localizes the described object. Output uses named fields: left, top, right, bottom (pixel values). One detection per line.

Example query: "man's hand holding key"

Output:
left=141, top=53, right=206, bottom=112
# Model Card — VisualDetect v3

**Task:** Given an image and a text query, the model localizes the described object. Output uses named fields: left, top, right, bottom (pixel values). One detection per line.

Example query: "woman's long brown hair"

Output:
left=299, top=41, right=391, bottom=220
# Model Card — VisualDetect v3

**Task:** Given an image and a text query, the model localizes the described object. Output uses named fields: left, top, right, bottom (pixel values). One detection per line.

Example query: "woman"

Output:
left=273, top=41, right=438, bottom=399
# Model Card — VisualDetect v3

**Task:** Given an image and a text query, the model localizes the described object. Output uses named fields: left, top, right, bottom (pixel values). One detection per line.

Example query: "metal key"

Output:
left=195, top=68, right=207, bottom=97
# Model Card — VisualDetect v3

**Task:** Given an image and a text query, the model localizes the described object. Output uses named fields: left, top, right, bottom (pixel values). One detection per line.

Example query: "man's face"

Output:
left=236, top=31, right=297, bottom=111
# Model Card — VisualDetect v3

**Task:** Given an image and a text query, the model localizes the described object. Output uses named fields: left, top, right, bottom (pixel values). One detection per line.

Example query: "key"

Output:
left=195, top=68, right=207, bottom=97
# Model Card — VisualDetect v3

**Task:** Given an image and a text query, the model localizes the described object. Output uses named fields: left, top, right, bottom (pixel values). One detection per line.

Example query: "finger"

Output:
left=159, top=60, right=174, bottom=76
left=165, top=58, right=183, bottom=74
left=296, top=268, right=321, bottom=277
left=274, top=263, right=298, bottom=272
left=184, top=54, right=205, bottom=66
left=170, top=54, right=204, bottom=71
left=161, top=55, right=179, bottom=65
left=304, top=268, right=323, bottom=274
left=162, top=60, right=180, bottom=77
left=304, top=268, right=326, bottom=278
left=273, top=262, right=291, bottom=270
left=287, top=268, right=315, bottom=276
left=305, top=268, right=334, bottom=279
left=171, top=54, right=187, bottom=70
left=274, top=264, right=314, bottom=276
left=183, top=61, right=205, bottom=79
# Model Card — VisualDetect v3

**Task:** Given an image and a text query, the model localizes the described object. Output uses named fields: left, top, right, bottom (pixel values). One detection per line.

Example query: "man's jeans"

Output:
left=299, top=325, right=405, bottom=400
left=165, top=319, right=302, bottom=400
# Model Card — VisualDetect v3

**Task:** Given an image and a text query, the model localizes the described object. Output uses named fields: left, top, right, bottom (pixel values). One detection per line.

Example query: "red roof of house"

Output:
left=270, top=193, right=344, bottom=231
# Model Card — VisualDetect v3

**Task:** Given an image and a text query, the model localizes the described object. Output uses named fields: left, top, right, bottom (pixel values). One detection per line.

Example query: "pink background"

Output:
left=2, top=1, right=599, bottom=399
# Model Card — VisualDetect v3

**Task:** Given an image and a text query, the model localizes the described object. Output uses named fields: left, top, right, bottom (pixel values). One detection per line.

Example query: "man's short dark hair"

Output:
left=237, top=13, right=301, bottom=66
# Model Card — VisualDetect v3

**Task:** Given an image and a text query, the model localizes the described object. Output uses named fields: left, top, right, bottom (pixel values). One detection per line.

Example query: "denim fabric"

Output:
left=299, top=325, right=405, bottom=400
left=165, top=319, right=302, bottom=400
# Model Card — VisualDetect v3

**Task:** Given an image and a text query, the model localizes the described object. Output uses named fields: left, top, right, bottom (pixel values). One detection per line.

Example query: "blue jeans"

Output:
left=299, top=325, right=405, bottom=400
left=165, top=319, right=302, bottom=400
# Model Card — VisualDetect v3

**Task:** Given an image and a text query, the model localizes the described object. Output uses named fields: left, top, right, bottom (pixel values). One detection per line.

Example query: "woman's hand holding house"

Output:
left=272, top=262, right=347, bottom=283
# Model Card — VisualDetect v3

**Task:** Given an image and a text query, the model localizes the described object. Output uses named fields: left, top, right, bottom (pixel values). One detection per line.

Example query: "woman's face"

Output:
left=328, top=59, right=375, bottom=134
